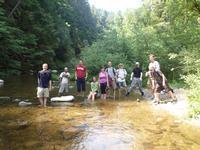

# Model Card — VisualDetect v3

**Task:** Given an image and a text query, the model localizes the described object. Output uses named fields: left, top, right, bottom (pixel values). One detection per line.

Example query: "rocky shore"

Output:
left=144, top=88, right=200, bottom=127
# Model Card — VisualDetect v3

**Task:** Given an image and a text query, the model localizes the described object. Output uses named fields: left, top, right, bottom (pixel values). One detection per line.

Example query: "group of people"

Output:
left=36, top=54, right=177, bottom=107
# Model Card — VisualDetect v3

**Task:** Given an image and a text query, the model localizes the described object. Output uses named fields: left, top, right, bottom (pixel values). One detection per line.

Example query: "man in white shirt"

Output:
left=147, top=54, right=160, bottom=99
left=148, top=54, right=160, bottom=71
left=116, top=63, right=127, bottom=88
left=106, top=61, right=117, bottom=99
left=59, top=67, right=70, bottom=96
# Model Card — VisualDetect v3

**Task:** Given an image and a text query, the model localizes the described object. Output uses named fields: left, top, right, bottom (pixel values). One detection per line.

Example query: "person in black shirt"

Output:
left=126, top=62, right=144, bottom=96
left=37, top=63, right=52, bottom=107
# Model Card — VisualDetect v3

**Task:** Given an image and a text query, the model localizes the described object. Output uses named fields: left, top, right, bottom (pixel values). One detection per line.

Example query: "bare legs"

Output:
left=88, top=92, right=96, bottom=101
left=38, top=97, right=47, bottom=107
left=154, top=91, right=177, bottom=104
left=153, top=93, right=160, bottom=104
left=168, top=91, right=177, bottom=102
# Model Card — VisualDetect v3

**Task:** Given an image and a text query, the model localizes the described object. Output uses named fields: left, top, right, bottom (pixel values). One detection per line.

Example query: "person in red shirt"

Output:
left=75, top=60, right=88, bottom=96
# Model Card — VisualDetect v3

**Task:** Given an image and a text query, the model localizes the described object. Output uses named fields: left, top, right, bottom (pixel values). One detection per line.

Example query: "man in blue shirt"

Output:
left=37, top=63, right=52, bottom=107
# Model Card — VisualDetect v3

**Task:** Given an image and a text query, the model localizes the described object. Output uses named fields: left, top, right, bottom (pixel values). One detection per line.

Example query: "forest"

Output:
left=0, top=0, right=99, bottom=75
left=0, top=0, right=200, bottom=115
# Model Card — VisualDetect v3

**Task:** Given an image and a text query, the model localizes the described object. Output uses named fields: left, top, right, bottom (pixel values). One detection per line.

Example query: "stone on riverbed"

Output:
left=0, top=80, right=4, bottom=87
left=60, top=124, right=89, bottom=140
left=17, top=120, right=30, bottom=130
left=18, top=101, right=32, bottom=107
left=8, top=120, right=30, bottom=130
left=13, top=99, right=21, bottom=102
left=69, top=85, right=74, bottom=89
left=0, top=96, right=10, bottom=100
left=60, top=127, right=83, bottom=140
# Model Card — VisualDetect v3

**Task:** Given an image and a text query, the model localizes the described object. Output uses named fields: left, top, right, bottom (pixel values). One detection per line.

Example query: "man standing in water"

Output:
left=37, top=63, right=52, bottom=107
left=106, top=61, right=117, bottom=99
left=75, top=60, right=88, bottom=97
left=126, top=62, right=144, bottom=97
left=146, top=54, right=160, bottom=99
left=58, top=67, right=70, bottom=96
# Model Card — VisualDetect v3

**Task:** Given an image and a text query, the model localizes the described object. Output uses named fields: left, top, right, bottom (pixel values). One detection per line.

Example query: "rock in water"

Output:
left=13, top=99, right=21, bottom=102
left=17, top=120, right=30, bottom=130
left=69, top=85, right=74, bottom=89
left=74, top=124, right=89, bottom=129
left=60, top=127, right=83, bottom=140
left=0, top=79, right=4, bottom=83
left=18, top=101, right=32, bottom=107
left=0, top=96, right=10, bottom=100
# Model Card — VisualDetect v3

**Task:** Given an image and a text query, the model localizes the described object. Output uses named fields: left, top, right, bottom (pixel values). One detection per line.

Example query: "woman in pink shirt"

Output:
left=99, top=67, right=109, bottom=99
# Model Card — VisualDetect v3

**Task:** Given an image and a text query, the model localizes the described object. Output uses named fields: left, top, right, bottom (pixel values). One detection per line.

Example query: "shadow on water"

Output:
left=0, top=76, right=200, bottom=150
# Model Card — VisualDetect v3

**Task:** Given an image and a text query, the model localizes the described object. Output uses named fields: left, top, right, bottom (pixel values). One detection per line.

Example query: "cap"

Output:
left=118, top=63, right=123, bottom=67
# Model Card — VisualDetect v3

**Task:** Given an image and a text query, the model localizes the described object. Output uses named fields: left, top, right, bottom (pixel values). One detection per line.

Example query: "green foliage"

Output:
left=177, top=50, right=200, bottom=117
left=82, top=0, right=200, bottom=80
left=184, top=73, right=200, bottom=117
left=80, top=0, right=200, bottom=116
left=81, top=30, right=133, bottom=78
left=0, top=0, right=98, bottom=77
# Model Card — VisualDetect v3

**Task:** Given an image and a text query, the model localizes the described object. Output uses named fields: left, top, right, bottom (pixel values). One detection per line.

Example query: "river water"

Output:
left=0, top=76, right=200, bottom=150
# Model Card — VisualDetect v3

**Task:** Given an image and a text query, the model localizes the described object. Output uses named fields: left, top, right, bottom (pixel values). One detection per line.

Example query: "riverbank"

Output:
left=144, top=88, right=200, bottom=127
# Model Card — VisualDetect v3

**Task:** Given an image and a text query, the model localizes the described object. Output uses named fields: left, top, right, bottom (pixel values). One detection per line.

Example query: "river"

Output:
left=0, top=75, right=200, bottom=150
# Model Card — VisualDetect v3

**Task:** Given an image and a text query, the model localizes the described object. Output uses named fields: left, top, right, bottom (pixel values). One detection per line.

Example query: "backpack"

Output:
left=106, top=67, right=116, bottom=76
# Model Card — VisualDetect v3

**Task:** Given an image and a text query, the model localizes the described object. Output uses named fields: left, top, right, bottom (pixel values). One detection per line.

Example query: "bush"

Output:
left=184, top=73, right=200, bottom=117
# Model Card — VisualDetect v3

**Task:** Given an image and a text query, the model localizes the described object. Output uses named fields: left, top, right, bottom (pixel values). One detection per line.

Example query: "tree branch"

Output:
left=8, top=0, right=21, bottom=17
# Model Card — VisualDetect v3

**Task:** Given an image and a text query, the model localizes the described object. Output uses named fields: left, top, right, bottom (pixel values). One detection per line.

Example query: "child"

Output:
left=88, top=77, right=98, bottom=101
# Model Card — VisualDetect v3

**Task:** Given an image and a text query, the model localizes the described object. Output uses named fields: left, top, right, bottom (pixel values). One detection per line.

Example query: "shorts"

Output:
left=100, top=83, right=107, bottom=94
left=155, top=82, right=173, bottom=93
left=108, top=76, right=117, bottom=89
left=117, top=81, right=127, bottom=88
left=37, top=87, right=49, bottom=98
left=59, top=83, right=69, bottom=93
left=90, top=91, right=98, bottom=95
left=76, top=78, right=86, bottom=92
